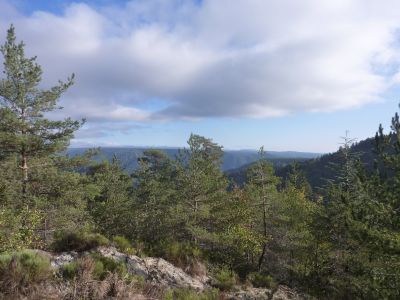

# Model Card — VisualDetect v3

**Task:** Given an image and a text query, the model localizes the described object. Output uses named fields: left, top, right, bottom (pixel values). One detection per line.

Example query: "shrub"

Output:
left=212, top=266, right=237, bottom=291
left=61, top=260, right=79, bottom=279
left=61, top=253, right=128, bottom=281
left=113, top=235, right=136, bottom=255
left=154, top=241, right=205, bottom=276
left=0, top=250, right=52, bottom=294
left=0, top=207, right=43, bottom=252
left=52, top=231, right=109, bottom=252
left=247, top=272, right=277, bottom=289
left=91, top=252, right=128, bottom=280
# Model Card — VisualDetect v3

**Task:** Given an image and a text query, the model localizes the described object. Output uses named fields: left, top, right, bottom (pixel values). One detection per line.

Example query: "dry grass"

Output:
left=0, top=254, right=158, bottom=300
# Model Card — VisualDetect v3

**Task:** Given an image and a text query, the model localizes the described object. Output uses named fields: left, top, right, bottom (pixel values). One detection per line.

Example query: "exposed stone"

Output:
left=271, top=285, right=304, bottom=300
left=48, top=251, right=78, bottom=268
left=226, top=285, right=309, bottom=300
left=227, top=286, right=273, bottom=299
left=47, top=246, right=206, bottom=291
left=43, top=247, right=309, bottom=299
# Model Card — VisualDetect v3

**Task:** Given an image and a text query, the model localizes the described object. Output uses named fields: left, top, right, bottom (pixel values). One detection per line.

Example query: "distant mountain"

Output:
left=67, top=147, right=321, bottom=173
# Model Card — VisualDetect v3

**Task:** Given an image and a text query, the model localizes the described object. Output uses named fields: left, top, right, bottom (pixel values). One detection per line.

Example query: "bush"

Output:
left=153, top=241, right=205, bottom=276
left=212, top=266, right=237, bottom=291
left=61, top=253, right=128, bottom=280
left=91, top=252, right=128, bottom=280
left=113, top=235, right=136, bottom=255
left=61, top=260, right=79, bottom=279
left=0, top=250, right=52, bottom=294
left=247, top=272, right=277, bottom=289
left=163, top=288, right=220, bottom=300
left=60, top=256, right=139, bottom=299
left=52, top=231, right=109, bottom=252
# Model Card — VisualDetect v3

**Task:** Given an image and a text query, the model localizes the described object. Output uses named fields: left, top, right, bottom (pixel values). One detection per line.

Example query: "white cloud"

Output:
left=1, top=0, right=400, bottom=122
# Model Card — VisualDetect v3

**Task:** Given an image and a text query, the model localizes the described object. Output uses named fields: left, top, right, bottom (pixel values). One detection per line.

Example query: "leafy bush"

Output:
left=52, top=231, right=109, bottom=252
left=163, top=288, right=220, bottom=300
left=212, top=266, right=237, bottom=291
left=113, top=235, right=136, bottom=255
left=0, top=250, right=52, bottom=294
left=0, top=207, right=43, bottom=252
left=247, top=272, right=277, bottom=289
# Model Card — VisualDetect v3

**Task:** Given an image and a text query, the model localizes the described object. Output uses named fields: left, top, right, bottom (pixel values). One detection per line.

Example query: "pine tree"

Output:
left=245, top=146, right=279, bottom=271
left=175, top=134, right=228, bottom=243
left=0, top=25, right=82, bottom=196
left=132, top=150, right=178, bottom=244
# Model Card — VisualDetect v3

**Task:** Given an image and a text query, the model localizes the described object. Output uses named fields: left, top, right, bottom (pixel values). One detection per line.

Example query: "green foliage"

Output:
left=90, top=252, right=128, bottom=280
left=212, top=266, right=238, bottom=291
left=52, top=231, right=109, bottom=252
left=163, top=288, right=220, bottom=300
left=112, top=236, right=136, bottom=255
left=87, top=158, right=134, bottom=239
left=0, top=25, right=82, bottom=197
left=0, top=206, right=43, bottom=251
left=131, top=150, right=178, bottom=245
left=61, top=253, right=128, bottom=281
left=0, top=250, right=51, bottom=293
left=247, top=272, right=277, bottom=289
left=60, top=260, right=79, bottom=280
left=161, top=241, right=202, bottom=263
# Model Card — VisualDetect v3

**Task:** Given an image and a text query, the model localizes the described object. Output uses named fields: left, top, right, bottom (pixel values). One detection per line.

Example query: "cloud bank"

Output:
left=1, top=0, right=400, bottom=123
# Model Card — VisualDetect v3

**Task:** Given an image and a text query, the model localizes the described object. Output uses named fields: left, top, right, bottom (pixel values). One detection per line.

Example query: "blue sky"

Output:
left=1, top=0, right=400, bottom=152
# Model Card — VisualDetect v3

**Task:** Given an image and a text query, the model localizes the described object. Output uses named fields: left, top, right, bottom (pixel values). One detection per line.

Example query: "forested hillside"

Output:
left=1, top=26, right=400, bottom=300
left=67, top=147, right=320, bottom=172
left=228, top=136, right=380, bottom=190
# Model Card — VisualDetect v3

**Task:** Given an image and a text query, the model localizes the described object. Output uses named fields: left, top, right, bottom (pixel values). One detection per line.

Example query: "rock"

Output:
left=48, top=246, right=206, bottom=291
left=144, top=257, right=205, bottom=290
left=41, top=247, right=308, bottom=299
left=97, top=246, right=206, bottom=290
left=228, top=287, right=273, bottom=299
left=227, top=285, right=308, bottom=300
left=49, top=251, right=78, bottom=268
left=271, top=285, right=304, bottom=300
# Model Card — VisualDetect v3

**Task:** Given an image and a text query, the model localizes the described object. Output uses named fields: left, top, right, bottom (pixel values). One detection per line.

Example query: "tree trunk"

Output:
left=258, top=242, right=267, bottom=271
left=21, top=152, right=28, bottom=194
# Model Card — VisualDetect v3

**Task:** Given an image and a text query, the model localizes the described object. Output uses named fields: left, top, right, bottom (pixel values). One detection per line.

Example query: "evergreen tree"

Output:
left=175, top=134, right=228, bottom=243
left=132, top=150, right=178, bottom=244
left=87, top=157, right=133, bottom=239
left=245, top=147, right=279, bottom=271
left=0, top=25, right=81, bottom=196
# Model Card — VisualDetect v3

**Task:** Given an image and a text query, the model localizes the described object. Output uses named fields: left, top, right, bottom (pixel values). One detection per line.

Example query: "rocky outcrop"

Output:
left=41, top=247, right=309, bottom=299
left=97, top=246, right=206, bottom=290
left=46, top=246, right=206, bottom=291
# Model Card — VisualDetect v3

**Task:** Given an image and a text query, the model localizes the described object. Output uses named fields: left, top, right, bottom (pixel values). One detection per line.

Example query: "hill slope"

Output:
left=67, top=147, right=321, bottom=172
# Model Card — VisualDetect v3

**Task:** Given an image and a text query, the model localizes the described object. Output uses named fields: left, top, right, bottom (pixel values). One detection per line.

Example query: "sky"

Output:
left=1, top=0, right=400, bottom=153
